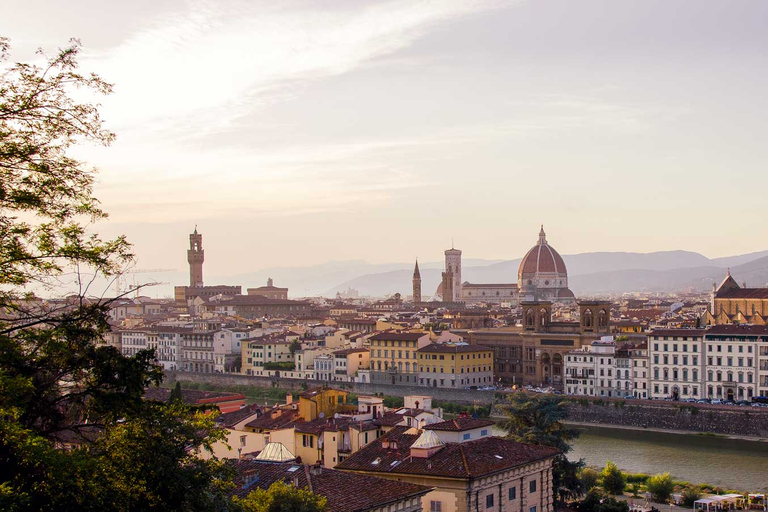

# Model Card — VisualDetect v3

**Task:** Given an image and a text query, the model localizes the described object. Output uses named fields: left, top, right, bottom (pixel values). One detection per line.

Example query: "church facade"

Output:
left=703, top=270, right=768, bottom=325
left=427, top=226, right=575, bottom=305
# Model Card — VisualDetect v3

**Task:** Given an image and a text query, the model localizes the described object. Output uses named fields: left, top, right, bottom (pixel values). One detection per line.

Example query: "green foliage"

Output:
left=497, top=393, right=583, bottom=500
left=624, top=472, right=650, bottom=484
left=627, top=483, right=642, bottom=498
left=263, top=362, right=295, bottom=371
left=168, top=381, right=182, bottom=403
left=646, top=473, right=674, bottom=503
left=232, top=481, right=327, bottom=512
left=575, top=489, right=630, bottom=512
left=681, top=486, right=703, bottom=506
left=600, top=461, right=626, bottom=495
left=580, top=467, right=600, bottom=492
left=433, top=400, right=491, bottom=417
left=0, top=38, right=232, bottom=511
left=497, top=393, right=577, bottom=454
left=382, top=395, right=404, bottom=408
left=289, top=339, right=302, bottom=355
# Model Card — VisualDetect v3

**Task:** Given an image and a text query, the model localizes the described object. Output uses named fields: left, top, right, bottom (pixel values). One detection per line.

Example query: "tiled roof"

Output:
left=216, top=403, right=263, bottom=428
left=231, top=460, right=431, bottom=512
left=333, top=348, right=369, bottom=356
left=143, top=387, right=243, bottom=406
left=244, top=408, right=301, bottom=431
left=336, top=426, right=558, bottom=479
left=373, top=412, right=405, bottom=427
left=369, top=332, right=428, bottom=341
left=295, top=417, right=353, bottom=435
left=706, top=324, right=768, bottom=336
left=417, top=343, right=492, bottom=353
left=717, top=289, right=768, bottom=299
left=423, top=417, right=495, bottom=432
left=648, top=329, right=706, bottom=337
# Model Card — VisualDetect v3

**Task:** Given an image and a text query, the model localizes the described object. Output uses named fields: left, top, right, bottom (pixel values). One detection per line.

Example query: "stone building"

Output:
left=517, top=226, right=575, bottom=303
left=416, top=343, right=494, bottom=388
left=704, top=269, right=768, bottom=325
left=647, top=329, right=705, bottom=400
left=469, top=300, right=611, bottom=388
left=247, top=278, right=288, bottom=300
left=174, top=228, right=241, bottom=304
left=337, top=426, right=559, bottom=512
left=369, top=332, right=432, bottom=385
left=412, top=259, right=422, bottom=304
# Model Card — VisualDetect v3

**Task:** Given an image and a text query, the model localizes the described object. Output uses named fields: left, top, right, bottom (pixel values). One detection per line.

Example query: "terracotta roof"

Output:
left=717, top=288, right=768, bottom=299
left=231, top=460, right=431, bottom=512
left=295, top=417, right=353, bottom=435
left=333, top=348, right=369, bottom=356
left=648, top=329, right=706, bottom=337
left=518, top=228, right=567, bottom=278
left=143, top=387, right=243, bottom=406
left=373, top=412, right=405, bottom=427
left=706, top=324, right=768, bottom=336
left=423, top=418, right=495, bottom=432
left=216, top=403, right=263, bottom=428
left=417, top=343, right=492, bottom=354
left=336, top=426, right=558, bottom=479
left=244, top=408, right=301, bottom=431
left=369, top=332, right=428, bottom=341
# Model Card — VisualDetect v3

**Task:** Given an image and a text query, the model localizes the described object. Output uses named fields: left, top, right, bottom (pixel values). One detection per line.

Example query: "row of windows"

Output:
left=372, top=340, right=417, bottom=347
left=420, top=366, right=491, bottom=373
left=419, top=352, right=491, bottom=361
left=478, top=480, right=538, bottom=510
left=653, top=355, right=700, bottom=366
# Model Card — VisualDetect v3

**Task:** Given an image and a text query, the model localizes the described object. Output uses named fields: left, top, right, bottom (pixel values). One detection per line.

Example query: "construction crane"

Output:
left=114, top=268, right=176, bottom=297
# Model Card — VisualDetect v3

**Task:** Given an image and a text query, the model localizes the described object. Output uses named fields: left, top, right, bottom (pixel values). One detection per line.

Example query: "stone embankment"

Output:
left=163, top=370, right=495, bottom=405
left=563, top=399, right=768, bottom=437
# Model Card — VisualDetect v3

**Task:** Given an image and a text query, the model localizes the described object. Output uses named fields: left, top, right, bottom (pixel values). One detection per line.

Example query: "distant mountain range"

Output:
left=126, top=250, right=768, bottom=299
left=309, top=250, right=768, bottom=298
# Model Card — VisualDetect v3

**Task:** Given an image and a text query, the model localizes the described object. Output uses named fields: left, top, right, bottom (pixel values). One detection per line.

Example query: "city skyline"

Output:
left=5, top=0, right=768, bottom=274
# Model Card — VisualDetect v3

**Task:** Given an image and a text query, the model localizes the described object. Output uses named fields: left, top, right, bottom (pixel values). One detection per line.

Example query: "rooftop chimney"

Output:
left=286, top=393, right=293, bottom=406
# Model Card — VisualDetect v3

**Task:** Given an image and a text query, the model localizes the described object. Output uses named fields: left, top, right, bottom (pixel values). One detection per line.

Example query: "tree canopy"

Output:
left=232, top=481, right=328, bottom=512
left=497, top=393, right=583, bottom=501
left=0, top=37, right=234, bottom=511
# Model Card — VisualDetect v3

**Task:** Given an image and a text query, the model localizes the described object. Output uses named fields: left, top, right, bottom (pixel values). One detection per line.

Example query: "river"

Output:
left=568, top=425, right=768, bottom=492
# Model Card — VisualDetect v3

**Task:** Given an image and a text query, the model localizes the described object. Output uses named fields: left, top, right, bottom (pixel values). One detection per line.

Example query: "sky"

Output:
left=4, top=0, right=768, bottom=278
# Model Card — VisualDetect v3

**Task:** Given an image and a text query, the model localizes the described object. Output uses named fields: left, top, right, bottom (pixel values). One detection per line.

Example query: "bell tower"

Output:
left=188, top=227, right=204, bottom=288
left=412, top=259, right=422, bottom=305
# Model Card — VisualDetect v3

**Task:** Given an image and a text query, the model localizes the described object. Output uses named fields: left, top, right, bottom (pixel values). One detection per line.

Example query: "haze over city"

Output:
left=5, top=0, right=768, bottom=275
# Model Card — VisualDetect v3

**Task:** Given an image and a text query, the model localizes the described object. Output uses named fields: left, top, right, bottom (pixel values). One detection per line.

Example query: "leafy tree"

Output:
left=289, top=339, right=302, bottom=355
left=681, top=486, right=702, bottom=507
left=580, top=467, right=600, bottom=492
left=575, top=489, right=629, bottom=512
left=168, top=381, right=183, bottom=403
left=646, top=473, right=674, bottom=503
left=0, top=38, right=231, bottom=511
left=498, top=393, right=583, bottom=501
left=232, top=481, right=327, bottom=512
left=600, top=461, right=626, bottom=495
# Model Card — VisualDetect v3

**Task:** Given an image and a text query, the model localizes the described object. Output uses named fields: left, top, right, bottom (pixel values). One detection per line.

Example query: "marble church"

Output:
left=420, top=226, right=575, bottom=305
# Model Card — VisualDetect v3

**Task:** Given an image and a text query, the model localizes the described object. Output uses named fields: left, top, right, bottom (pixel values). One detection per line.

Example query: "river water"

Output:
left=568, top=425, right=768, bottom=492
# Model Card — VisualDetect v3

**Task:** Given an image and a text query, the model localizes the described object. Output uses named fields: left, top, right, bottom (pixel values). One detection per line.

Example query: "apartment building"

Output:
left=648, top=329, right=705, bottom=400
left=416, top=343, right=494, bottom=388
left=704, top=325, right=761, bottom=401
left=369, top=332, right=431, bottom=385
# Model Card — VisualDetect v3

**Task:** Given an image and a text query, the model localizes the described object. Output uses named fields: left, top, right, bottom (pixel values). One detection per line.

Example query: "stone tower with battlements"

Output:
left=188, top=227, right=204, bottom=288
left=412, top=259, right=422, bottom=304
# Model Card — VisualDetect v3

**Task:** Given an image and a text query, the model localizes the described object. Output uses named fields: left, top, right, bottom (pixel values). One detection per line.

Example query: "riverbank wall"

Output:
left=163, top=370, right=494, bottom=405
left=564, top=400, right=768, bottom=437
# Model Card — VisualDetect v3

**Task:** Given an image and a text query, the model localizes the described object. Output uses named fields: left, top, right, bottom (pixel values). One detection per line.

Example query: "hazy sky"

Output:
left=4, top=0, right=768, bottom=276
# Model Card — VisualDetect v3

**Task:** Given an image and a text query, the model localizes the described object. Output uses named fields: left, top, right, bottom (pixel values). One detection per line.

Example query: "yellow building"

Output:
left=417, top=343, right=494, bottom=388
left=297, top=387, right=352, bottom=421
left=369, top=332, right=431, bottom=385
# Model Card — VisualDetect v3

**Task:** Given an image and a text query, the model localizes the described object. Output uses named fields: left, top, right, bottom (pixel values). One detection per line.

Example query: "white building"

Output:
left=564, top=337, right=629, bottom=398
left=704, top=325, right=759, bottom=401
left=648, top=329, right=705, bottom=400
left=630, top=342, right=649, bottom=399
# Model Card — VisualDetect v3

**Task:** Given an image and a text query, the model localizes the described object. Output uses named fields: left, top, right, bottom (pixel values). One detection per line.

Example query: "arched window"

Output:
left=583, top=309, right=593, bottom=328
left=598, top=309, right=608, bottom=328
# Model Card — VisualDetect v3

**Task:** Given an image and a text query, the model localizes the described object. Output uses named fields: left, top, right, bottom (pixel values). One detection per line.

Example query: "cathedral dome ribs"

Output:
left=517, top=226, right=574, bottom=303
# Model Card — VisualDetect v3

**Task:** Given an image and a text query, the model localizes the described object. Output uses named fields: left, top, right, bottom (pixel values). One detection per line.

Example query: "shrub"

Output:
left=600, top=461, right=626, bottom=495
left=580, top=468, right=600, bottom=491
left=647, top=473, right=674, bottom=503
left=681, top=486, right=702, bottom=506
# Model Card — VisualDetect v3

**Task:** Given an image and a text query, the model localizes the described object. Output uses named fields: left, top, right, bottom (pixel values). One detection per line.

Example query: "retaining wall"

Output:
left=564, top=400, right=768, bottom=437
left=163, top=371, right=495, bottom=405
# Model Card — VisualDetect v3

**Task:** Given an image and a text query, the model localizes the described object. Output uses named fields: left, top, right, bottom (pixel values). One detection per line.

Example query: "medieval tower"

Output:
left=188, top=227, right=204, bottom=288
left=443, top=247, right=462, bottom=302
left=412, top=259, right=422, bottom=304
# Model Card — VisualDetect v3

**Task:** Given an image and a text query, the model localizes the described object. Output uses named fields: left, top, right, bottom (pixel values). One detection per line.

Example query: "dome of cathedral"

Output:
left=518, top=226, right=567, bottom=284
